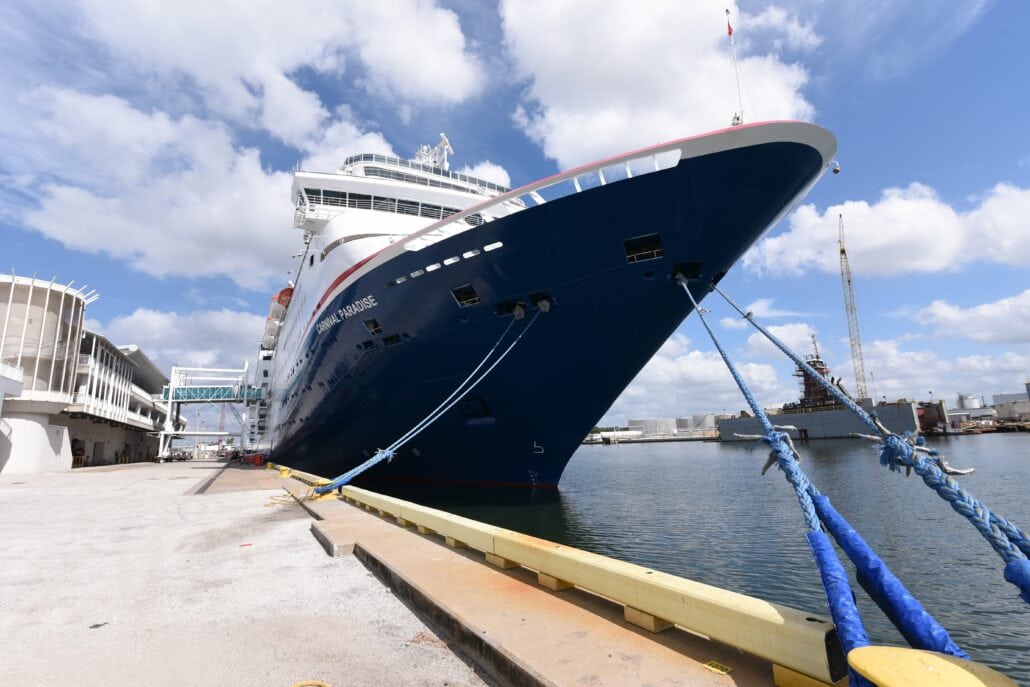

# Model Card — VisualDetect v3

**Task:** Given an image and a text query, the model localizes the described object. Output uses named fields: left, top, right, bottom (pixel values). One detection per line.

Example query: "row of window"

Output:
left=387, top=241, right=503, bottom=288
left=301, top=188, right=485, bottom=226
left=341, top=153, right=510, bottom=193
left=363, top=166, right=480, bottom=194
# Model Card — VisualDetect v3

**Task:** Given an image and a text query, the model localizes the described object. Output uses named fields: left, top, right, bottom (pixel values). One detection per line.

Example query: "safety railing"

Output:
left=397, top=121, right=835, bottom=255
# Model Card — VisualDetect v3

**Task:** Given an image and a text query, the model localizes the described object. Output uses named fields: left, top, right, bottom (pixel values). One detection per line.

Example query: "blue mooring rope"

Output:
left=711, top=284, right=1030, bottom=605
left=679, top=280, right=873, bottom=675
left=313, top=310, right=542, bottom=495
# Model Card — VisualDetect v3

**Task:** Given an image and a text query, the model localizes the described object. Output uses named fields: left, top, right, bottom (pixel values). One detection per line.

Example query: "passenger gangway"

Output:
left=157, top=364, right=259, bottom=457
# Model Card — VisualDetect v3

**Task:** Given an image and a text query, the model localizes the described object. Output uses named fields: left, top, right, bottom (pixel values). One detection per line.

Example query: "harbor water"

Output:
left=421, top=434, right=1030, bottom=682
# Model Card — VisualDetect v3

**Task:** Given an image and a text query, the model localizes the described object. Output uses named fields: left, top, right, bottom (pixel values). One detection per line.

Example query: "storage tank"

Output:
left=957, top=393, right=982, bottom=410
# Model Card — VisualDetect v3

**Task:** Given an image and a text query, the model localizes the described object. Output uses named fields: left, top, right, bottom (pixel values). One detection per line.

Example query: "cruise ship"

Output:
left=252, top=122, right=838, bottom=490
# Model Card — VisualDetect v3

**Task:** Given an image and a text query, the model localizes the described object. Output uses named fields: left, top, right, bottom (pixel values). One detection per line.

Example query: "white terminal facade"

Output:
left=0, top=274, right=181, bottom=474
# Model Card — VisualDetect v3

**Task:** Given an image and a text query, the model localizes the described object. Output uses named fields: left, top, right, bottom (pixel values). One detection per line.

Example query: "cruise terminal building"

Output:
left=0, top=274, right=177, bottom=474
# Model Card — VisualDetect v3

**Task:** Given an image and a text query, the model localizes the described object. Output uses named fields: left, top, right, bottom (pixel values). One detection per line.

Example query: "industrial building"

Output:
left=992, top=385, right=1030, bottom=421
left=0, top=274, right=177, bottom=474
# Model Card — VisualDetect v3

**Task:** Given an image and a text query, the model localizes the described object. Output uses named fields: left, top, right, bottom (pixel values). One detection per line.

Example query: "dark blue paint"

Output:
left=269, top=141, right=825, bottom=489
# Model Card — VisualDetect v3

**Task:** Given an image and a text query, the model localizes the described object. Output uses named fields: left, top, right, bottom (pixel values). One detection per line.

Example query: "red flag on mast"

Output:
left=726, top=9, right=734, bottom=37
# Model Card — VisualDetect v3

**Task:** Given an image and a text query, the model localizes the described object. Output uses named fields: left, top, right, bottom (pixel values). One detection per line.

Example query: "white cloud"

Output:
left=744, top=182, right=1030, bottom=276
left=299, top=108, right=396, bottom=172
left=17, top=89, right=295, bottom=290
left=348, top=1, right=483, bottom=105
left=502, top=0, right=817, bottom=168
left=862, top=337, right=1028, bottom=406
left=456, top=161, right=512, bottom=189
left=75, top=0, right=344, bottom=144
left=915, top=290, right=1030, bottom=344
left=96, top=307, right=266, bottom=372
left=70, top=0, right=482, bottom=144
left=598, top=333, right=792, bottom=424
left=812, top=0, right=990, bottom=82
left=720, top=297, right=816, bottom=330
left=742, top=6, right=822, bottom=52
left=745, top=323, right=817, bottom=359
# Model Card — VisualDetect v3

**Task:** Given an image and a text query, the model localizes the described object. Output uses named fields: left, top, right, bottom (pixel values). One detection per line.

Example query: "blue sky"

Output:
left=2, top=0, right=1028, bottom=426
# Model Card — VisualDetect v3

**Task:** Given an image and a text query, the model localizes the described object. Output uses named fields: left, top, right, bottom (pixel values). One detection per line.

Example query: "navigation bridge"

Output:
left=157, top=364, right=261, bottom=457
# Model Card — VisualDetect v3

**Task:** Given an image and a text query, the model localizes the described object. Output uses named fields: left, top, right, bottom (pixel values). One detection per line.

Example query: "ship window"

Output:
left=360, top=340, right=375, bottom=351
left=348, top=193, right=371, bottom=210
left=363, top=318, right=383, bottom=335
left=303, top=188, right=322, bottom=204
left=443, top=207, right=460, bottom=218
left=373, top=196, right=397, bottom=212
left=396, top=199, right=419, bottom=216
left=262, top=370, right=268, bottom=378
left=426, top=263, right=441, bottom=272
left=466, top=214, right=484, bottom=227
left=451, top=284, right=480, bottom=308
left=443, top=256, right=459, bottom=266
left=410, top=269, right=425, bottom=278
left=624, top=233, right=663, bottom=262
left=420, top=203, right=442, bottom=220
left=323, top=190, right=346, bottom=206
left=458, top=397, right=493, bottom=419
left=309, top=254, right=314, bottom=267
left=383, top=334, right=403, bottom=348
left=462, top=249, right=480, bottom=259
left=484, top=241, right=503, bottom=252
left=394, top=275, right=408, bottom=284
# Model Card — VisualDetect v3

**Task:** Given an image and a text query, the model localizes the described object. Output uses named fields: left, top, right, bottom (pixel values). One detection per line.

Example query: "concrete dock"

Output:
left=0, top=461, right=491, bottom=686
left=1, top=460, right=840, bottom=686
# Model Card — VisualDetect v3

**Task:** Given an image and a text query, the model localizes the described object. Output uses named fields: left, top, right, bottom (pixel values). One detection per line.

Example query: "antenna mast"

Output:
left=839, top=214, right=868, bottom=400
left=726, top=8, right=744, bottom=126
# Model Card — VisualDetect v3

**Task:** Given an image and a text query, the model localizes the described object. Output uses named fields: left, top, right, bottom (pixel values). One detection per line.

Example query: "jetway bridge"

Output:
left=157, top=364, right=261, bottom=457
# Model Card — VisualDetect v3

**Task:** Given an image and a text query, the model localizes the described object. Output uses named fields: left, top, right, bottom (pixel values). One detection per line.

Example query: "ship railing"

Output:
left=296, top=188, right=481, bottom=229
left=399, top=121, right=834, bottom=255
left=401, top=148, right=679, bottom=253
left=340, top=152, right=511, bottom=194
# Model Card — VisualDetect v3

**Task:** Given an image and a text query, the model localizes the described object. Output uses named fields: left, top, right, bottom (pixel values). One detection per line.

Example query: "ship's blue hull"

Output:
left=269, top=141, right=824, bottom=489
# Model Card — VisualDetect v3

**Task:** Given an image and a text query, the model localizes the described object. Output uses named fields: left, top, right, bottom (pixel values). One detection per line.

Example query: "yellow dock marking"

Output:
left=703, top=660, right=732, bottom=675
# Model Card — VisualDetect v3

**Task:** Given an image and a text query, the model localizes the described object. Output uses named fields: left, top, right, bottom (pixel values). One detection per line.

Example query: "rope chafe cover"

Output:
left=811, top=493, right=968, bottom=659
left=806, top=530, right=874, bottom=687
left=1004, top=559, right=1030, bottom=604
